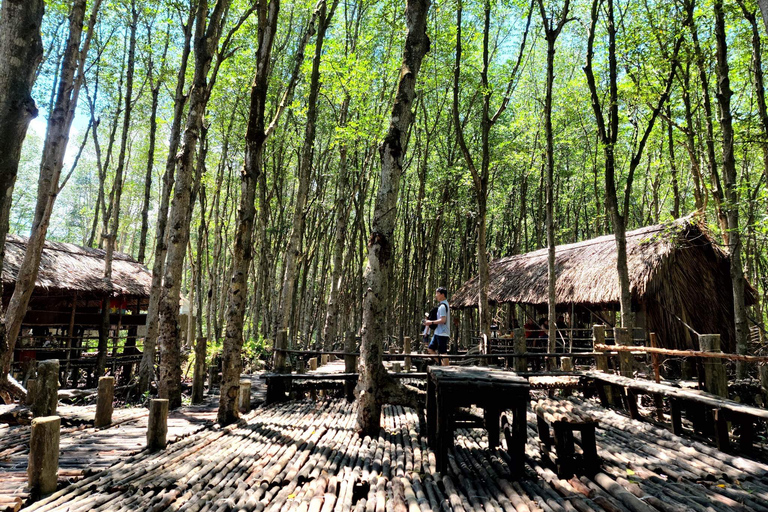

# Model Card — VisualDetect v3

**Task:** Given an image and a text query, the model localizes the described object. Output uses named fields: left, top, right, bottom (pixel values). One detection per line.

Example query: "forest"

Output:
left=1, top=0, right=767, bottom=423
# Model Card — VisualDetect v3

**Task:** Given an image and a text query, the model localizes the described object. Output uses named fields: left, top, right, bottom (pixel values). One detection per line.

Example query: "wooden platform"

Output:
left=0, top=375, right=266, bottom=512
left=16, top=395, right=768, bottom=512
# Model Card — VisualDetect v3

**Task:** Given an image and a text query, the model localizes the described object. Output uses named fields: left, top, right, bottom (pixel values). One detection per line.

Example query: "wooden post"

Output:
left=698, top=334, right=728, bottom=398
left=344, top=331, right=356, bottom=401
left=392, top=362, right=401, bottom=373
left=26, top=379, right=37, bottom=406
left=207, top=365, right=218, bottom=395
left=192, top=337, right=207, bottom=404
left=759, top=365, right=768, bottom=405
left=32, top=360, right=59, bottom=417
left=513, top=328, right=526, bottom=373
left=147, top=399, right=169, bottom=451
left=593, top=325, right=614, bottom=406
left=403, top=336, right=412, bottom=371
left=615, top=327, right=634, bottom=377
left=296, top=358, right=306, bottom=374
left=649, top=332, right=664, bottom=422
left=273, top=329, right=289, bottom=373
left=238, top=379, right=251, bottom=413
left=321, top=354, right=330, bottom=366
left=94, top=376, right=115, bottom=428
left=560, top=357, right=573, bottom=397
left=309, top=357, right=318, bottom=371
left=28, top=416, right=60, bottom=496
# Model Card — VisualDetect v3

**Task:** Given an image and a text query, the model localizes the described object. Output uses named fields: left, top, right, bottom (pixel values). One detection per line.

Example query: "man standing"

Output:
left=425, top=287, right=450, bottom=366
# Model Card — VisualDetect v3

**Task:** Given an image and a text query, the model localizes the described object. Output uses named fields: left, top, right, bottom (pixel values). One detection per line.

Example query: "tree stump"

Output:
left=28, top=416, right=60, bottom=496
left=32, top=360, right=59, bottom=417
left=238, top=379, right=251, bottom=413
left=94, top=376, right=115, bottom=428
left=147, top=399, right=169, bottom=451
left=309, top=357, right=318, bottom=371
left=192, top=337, right=207, bottom=404
left=560, top=357, right=573, bottom=397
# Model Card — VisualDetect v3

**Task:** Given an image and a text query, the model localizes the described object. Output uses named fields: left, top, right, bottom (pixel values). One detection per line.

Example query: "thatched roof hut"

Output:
left=451, top=216, right=755, bottom=351
left=2, top=234, right=151, bottom=300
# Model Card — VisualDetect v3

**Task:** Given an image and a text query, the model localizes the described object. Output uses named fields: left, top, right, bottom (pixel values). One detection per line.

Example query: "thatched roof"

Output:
left=2, top=234, right=152, bottom=298
left=451, top=216, right=753, bottom=309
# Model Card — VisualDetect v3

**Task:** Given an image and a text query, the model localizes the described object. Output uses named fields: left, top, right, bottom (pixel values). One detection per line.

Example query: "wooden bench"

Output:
left=534, top=398, right=599, bottom=477
left=585, top=370, right=768, bottom=453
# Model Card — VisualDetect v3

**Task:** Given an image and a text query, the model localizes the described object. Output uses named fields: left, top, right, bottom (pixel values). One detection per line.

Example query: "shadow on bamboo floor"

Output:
left=14, top=395, right=768, bottom=512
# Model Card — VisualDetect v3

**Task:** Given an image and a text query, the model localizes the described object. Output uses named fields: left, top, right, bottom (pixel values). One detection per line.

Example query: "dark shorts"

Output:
left=429, top=335, right=449, bottom=354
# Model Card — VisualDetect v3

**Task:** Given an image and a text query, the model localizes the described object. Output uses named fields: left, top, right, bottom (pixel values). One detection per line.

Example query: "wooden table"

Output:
left=426, top=366, right=530, bottom=476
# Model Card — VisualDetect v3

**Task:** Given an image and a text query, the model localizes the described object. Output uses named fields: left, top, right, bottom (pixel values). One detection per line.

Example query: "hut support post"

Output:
left=593, top=325, right=614, bottom=407
left=649, top=332, right=664, bottom=421
left=94, top=376, right=114, bottom=427
left=513, top=328, right=526, bottom=373
left=192, top=337, right=207, bottom=404
left=33, top=360, right=59, bottom=417
left=65, top=293, right=77, bottom=388
left=698, top=334, right=728, bottom=398
left=147, top=399, right=169, bottom=451
left=28, top=416, right=60, bottom=496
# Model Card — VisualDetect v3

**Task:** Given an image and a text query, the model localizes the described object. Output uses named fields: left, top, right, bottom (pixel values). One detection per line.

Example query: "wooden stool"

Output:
left=535, top=399, right=599, bottom=477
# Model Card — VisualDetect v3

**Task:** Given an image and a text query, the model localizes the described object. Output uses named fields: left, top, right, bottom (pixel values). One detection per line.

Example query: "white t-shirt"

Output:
left=434, top=301, right=450, bottom=337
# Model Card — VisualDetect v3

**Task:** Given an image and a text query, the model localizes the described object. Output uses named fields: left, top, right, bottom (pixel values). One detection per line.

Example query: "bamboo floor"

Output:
left=0, top=375, right=267, bottom=512
left=15, top=394, right=768, bottom=512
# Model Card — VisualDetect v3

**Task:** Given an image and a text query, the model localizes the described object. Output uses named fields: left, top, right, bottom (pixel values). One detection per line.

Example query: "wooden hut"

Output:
left=450, top=216, right=756, bottom=352
left=2, top=235, right=152, bottom=385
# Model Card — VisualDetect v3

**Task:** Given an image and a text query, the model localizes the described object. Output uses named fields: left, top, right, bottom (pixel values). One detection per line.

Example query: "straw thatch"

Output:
left=2, top=234, right=152, bottom=298
left=451, top=216, right=755, bottom=351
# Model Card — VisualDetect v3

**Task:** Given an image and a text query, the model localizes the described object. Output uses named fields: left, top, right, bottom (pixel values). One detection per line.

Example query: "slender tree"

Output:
left=1, top=0, right=102, bottom=393
left=157, top=0, right=231, bottom=408
left=218, top=0, right=280, bottom=425
left=0, top=0, right=45, bottom=400
left=714, top=0, right=748, bottom=375
left=537, top=0, right=572, bottom=356
left=357, top=0, right=430, bottom=436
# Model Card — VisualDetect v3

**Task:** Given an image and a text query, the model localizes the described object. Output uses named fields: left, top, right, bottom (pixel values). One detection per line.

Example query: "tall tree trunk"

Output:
left=275, top=1, right=331, bottom=350
left=1, top=0, right=101, bottom=387
left=98, top=0, right=138, bottom=379
left=218, top=0, right=280, bottom=425
left=538, top=0, right=571, bottom=356
left=356, top=0, right=430, bottom=436
left=138, top=4, right=195, bottom=395
left=714, top=0, right=748, bottom=375
left=157, top=0, right=231, bottom=409
left=322, top=96, right=351, bottom=351
left=138, top=21, right=169, bottom=264
left=0, top=0, right=45, bottom=399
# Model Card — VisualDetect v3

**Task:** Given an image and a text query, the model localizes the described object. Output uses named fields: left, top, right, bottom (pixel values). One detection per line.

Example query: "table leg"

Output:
left=485, top=407, right=501, bottom=450
left=435, top=390, right=452, bottom=473
left=509, top=398, right=527, bottom=478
